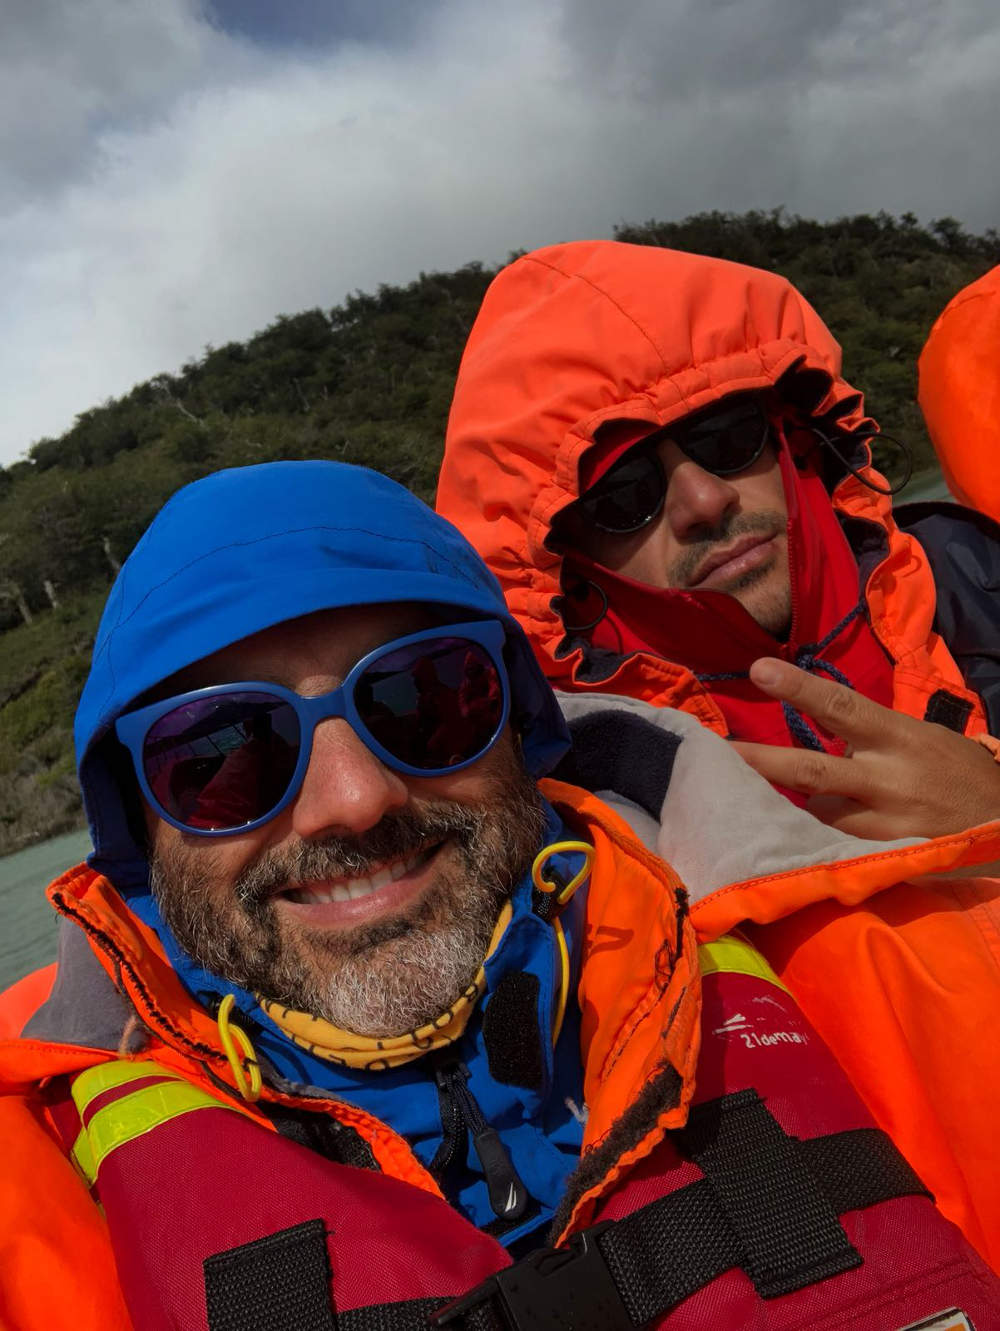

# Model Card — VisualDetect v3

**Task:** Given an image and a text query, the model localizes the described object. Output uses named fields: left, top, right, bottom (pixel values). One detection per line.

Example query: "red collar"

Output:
left=569, top=439, right=894, bottom=752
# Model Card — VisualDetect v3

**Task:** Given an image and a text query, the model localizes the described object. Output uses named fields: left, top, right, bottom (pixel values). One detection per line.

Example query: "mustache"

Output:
left=234, top=803, right=483, bottom=907
left=668, top=510, right=785, bottom=587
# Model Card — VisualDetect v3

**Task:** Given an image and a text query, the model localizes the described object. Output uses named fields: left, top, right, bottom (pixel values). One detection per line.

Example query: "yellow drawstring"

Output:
left=531, top=840, right=594, bottom=904
left=531, top=841, right=595, bottom=1046
left=217, top=993, right=262, bottom=1102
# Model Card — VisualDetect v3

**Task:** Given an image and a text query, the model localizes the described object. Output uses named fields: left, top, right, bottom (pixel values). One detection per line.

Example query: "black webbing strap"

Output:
left=598, top=1115, right=928, bottom=1324
left=676, top=1088, right=862, bottom=1297
left=338, top=1298, right=502, bottom=1331
left=428, top=1101, right=930, bottom=1330
left=598, top=1089, right=868, bottom=1323
left=204, top=1219, right=336, bottom=1331
left=203, top=1103, right=930, bottom=1331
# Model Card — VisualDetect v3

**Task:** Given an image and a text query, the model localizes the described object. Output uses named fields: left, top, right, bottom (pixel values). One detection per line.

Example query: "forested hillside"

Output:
left=1, top=209, right=997, bottom=853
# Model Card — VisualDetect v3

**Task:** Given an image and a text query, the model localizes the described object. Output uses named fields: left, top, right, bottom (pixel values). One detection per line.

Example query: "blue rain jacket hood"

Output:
left=75, top=461, right=570, bottom=892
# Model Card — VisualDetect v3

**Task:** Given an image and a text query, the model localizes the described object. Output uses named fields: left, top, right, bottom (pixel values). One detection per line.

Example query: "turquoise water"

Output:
left=0, top=828, right=93, bottom=991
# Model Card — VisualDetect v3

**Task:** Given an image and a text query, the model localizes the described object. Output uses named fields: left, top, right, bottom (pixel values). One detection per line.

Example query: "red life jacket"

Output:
left=53, top=937, right=1000, bottom=1331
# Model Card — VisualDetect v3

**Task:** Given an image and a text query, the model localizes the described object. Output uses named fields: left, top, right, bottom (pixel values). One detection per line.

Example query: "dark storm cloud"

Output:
left=560, top=0, right=982, bottom=94
left=552, top=0, right=1000, bottom=230
left=560, top=0, right=858, bottom=94
left=207, top=0, right=450, bottom=50
left=0, top=0, right=255, bottom=206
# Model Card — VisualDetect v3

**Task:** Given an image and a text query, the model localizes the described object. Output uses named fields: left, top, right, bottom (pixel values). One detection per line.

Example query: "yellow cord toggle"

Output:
left=217, top=993, right=262, bottom=1102
left=531, top=840, right=595, bottom=1046
left=531, top=840, right=594, bottom=906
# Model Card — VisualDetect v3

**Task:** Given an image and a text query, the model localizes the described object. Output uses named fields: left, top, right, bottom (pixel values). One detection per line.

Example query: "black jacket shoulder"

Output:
left=893, top=500, right=1000, bottom=733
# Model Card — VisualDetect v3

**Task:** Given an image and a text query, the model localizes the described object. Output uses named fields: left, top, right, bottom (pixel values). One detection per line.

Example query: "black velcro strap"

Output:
left=482, top=973, right=544, bottom=1089
left=677, top=1089, right=861, bottom=1298
left=924, top=689, right=975, bottom=733
left=204, top=1219, right=335, bottom=1331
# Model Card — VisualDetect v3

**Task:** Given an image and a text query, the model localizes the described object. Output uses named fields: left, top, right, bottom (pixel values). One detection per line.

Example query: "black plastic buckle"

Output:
left=429, top=1223, right=633, bottom=1329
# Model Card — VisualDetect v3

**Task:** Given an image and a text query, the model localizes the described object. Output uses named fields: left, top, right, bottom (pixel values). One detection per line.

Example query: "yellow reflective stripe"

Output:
left=71, top=1123, right=97, bottom=1186
left=698, top=935, right=789, bottom=994
left=71, top=1058, right=180, bottom=1116
left=85, top=1078, right=244, bottom=1177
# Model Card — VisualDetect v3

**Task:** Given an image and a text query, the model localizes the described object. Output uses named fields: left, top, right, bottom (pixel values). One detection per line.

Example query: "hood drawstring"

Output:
left=531, top=840, right=594, bottom=1046
left=217, top=993, right=262, bottom=1102
left=697, top=602, right=865, bottom=752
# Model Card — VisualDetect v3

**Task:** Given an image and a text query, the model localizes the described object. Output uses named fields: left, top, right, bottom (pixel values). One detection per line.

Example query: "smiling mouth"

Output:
left=687, top=533, right=778, bottom=588
left=281, top=845, right=438, bottom=905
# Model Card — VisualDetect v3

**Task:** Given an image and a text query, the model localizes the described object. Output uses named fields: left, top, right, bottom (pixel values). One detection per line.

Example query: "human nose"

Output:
left=290, top=718, right=409, bottom=840
left=663, top=459, right=741, bottom=538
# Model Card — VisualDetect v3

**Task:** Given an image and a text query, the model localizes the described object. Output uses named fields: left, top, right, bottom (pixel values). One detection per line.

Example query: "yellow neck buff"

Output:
left=258, top=902, right=513, bottom=1072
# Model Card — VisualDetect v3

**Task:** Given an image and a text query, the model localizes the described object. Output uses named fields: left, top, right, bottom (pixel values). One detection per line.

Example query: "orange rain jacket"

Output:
left=437, top=240, right=1000, bottom=1266
left=0, top=782, right=700, bottom=1331
left=919, top=263, right=1000, bottom=523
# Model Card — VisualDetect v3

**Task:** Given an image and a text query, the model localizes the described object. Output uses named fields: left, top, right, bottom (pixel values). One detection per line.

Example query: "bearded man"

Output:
left=3, top=459, right=999, bottom=1331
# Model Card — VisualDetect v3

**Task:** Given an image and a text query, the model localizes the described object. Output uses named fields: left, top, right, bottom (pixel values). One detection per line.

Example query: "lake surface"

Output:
left=0, top=828, right=93, bottom=992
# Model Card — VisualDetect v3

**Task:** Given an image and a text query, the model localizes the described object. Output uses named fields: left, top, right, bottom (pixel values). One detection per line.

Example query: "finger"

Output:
left=804, top=794, right=910, bottom=842
left=731, top=739, right=878, bottom=801
left=747, top=658, right=909, bottom=749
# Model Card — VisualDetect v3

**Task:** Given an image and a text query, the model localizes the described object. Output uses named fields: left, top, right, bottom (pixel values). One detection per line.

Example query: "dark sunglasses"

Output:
left=576, top=398, right=771, bottom=534
left=115, top=621, right=510, bottom=837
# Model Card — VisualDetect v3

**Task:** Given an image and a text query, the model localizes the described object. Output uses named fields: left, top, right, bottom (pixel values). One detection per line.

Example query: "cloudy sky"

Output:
left=1, top=0, right=998, bottom=465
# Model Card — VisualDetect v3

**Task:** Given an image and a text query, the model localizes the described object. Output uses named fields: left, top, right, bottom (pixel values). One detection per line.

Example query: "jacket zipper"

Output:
left=430, top=1054, right=530, bottom=1221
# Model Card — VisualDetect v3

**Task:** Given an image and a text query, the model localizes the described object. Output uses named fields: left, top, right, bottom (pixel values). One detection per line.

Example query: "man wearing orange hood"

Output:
left=437, top=239, right=1000, bottom=1267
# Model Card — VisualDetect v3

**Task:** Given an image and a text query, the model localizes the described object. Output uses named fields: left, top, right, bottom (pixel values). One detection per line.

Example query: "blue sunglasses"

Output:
left=115, top=620, right=511, bottom=837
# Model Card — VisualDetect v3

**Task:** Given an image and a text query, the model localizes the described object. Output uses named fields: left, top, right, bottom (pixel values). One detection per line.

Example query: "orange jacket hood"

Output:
left=919, top=263, right=1000, bottom=523
left=437, top=240, right=984, bottom=734
left=438, top=240, right=874, bottom=675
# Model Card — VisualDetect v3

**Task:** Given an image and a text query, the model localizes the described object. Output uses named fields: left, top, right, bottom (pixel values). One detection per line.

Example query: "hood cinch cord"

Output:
left=810, top=426, right=913, bottom=497
left=531, top=840, right=594, bottom=1046
left=697, top=602, right=865, bottom=752
left=217, top=993, right=262, bottom=1102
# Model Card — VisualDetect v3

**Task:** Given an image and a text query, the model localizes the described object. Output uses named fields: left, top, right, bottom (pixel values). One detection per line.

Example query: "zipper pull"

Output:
left=433, top=1056, right=531, bottom=1221
left=471, top=1123, right=530, bottom=1221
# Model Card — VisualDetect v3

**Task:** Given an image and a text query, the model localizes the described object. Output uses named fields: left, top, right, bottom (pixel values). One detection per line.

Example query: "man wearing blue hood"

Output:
left=0, top=460, right=705, bottom=1330
left=1, top=461, right=996, bottom=1331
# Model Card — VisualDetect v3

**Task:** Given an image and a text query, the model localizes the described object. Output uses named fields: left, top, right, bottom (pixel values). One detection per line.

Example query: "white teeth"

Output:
left=283, top=847, right=432, bottom=906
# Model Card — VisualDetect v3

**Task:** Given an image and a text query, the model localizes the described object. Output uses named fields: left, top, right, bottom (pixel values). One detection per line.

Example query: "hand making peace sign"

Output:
left=732, top=657, right=1000, bottom=841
